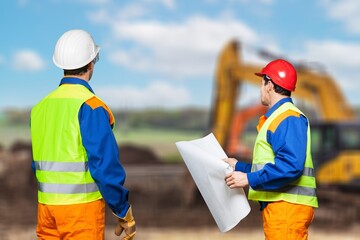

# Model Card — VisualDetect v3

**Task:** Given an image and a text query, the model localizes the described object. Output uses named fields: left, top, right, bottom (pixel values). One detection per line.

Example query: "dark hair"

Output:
left=263, top=75, right=291, bottom=97
left=63, top=53, right=99, bottom=76
left=63, top=63, right=90, bottom=76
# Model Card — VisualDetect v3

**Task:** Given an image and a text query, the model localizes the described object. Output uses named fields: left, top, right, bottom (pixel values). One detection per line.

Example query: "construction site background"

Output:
left=0, top=107, right=359, bottom=240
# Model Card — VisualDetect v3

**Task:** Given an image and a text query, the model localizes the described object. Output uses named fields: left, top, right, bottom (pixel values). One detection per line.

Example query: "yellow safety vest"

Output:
left=31, top=84, right=102, bottom=205
left=248, top=102, right=318, bottom=208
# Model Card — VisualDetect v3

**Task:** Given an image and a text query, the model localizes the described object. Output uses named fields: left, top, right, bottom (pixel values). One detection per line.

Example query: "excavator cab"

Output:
left=311, top=122, right=360, bottom=189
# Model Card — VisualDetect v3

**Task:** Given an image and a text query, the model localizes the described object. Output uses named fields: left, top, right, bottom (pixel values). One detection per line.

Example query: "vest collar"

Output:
left=59, top=77, right=95, bottom=94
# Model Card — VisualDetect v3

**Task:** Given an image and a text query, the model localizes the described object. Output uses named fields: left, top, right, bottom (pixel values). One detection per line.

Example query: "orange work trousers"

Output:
left=262, top=201, right=314, bottom=240
left=36, top=199, right=105, bottom=240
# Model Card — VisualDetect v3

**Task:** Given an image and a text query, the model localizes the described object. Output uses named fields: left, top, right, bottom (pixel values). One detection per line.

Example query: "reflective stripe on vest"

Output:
left=35, top=161, right=88, bottom=172
left=248, top=102, right=318, bottom=208
left=38, top=182, right=99, bottom=194
left=252, top=164, right=315, bottom=178
left=31, top=84, right=102, bottom=205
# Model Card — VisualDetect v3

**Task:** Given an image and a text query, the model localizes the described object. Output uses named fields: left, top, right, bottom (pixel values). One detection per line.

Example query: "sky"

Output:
left=1, top=0, right=360, bottom=111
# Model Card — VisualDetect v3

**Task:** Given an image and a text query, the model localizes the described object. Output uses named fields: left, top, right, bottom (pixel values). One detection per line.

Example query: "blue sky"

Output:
left=1, top=0, right=360, bottom=111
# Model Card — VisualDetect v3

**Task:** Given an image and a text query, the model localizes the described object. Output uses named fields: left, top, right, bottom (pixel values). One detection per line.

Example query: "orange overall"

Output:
left=36, top=199, right=105, bottom=240
left=262, top=201, right=314, bottom=240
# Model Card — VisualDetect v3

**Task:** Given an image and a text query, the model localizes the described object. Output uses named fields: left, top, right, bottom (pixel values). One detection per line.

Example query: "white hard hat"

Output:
left=53, top=29, right=100, bottom=70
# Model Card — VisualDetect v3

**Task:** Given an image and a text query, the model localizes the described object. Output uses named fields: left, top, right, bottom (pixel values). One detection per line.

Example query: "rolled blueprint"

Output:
left=176, top=133, right=251, bottom=232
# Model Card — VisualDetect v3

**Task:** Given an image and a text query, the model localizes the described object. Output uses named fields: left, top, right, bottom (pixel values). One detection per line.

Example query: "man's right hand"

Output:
left=225, top=171, right=249, bottom=189
left=223, top=158, right=238, bottom=170
left=114, top=206, right=136, bottom=240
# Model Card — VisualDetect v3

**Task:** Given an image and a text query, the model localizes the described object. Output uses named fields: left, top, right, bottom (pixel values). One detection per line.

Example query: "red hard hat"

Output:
left=255, top=59, right=297, bottom=91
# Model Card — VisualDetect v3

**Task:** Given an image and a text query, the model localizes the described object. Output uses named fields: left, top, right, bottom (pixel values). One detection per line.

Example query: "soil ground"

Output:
left=1, top=145, right=359, bottom=239
left=3, top=225, right=360, bottom=240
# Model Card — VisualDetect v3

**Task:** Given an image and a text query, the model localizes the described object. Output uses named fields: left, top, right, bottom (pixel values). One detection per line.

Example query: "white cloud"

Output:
left=12, top=50, right=46, bottom=72
left=89, top=4, right=148, bottom=23
left=96, top=81, right=191, bottom=109
left=88, top=1, right=175, bottom=23
left=116, top=4, right=149, bottom=20
left=321, top=0, right=360, bottom=35
left=292, top=40, right=360, bottom=105
left=144, top=0, right=176, bottom=10
left=300, top=40, right=360, bottom=69
left=106, top=15, right=258, bottom=77
left=86, top=1, right=360, bottom=109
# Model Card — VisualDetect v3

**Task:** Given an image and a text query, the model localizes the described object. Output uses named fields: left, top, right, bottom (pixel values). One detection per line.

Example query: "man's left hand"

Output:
left=114, top=206, right=136, bottom=240
left=223, top=158, right=238, bottom=170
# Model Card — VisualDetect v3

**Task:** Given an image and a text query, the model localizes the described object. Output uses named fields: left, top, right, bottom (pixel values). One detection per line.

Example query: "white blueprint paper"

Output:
left=176, top=133, right=251, bottom=232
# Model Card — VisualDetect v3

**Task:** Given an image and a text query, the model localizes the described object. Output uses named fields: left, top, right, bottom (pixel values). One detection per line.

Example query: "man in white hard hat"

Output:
left=30, top=29, right=136, bottom=240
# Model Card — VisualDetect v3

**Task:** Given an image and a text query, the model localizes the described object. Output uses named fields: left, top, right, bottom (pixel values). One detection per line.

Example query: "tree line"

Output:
left=2, top=107, right=211, bottom=132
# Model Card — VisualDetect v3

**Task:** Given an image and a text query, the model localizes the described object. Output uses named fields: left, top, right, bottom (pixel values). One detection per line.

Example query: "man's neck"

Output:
left=268, top=94, right=288, bottom=108
left=64, top=74, right=89, bottom=82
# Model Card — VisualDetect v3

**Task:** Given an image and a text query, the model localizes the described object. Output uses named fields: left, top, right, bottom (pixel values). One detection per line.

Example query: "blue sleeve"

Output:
left=235, top=161, right=252, bottom=173
left=247, top=115, right=308, bottom=190
left=31, top=160, right=36, bottom=174
left=30, top=120, right=36, bottom=174
left=79, top=103, right=129, bottom=218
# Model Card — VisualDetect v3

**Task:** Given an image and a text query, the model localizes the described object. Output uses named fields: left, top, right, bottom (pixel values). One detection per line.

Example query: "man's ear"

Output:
left=266, top=81, right=273, bottom=92
left=87, top=62, right=94, bottom=72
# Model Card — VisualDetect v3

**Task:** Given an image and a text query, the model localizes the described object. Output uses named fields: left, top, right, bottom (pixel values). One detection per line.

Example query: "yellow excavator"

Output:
left=210, top=40, right=360, bottom=189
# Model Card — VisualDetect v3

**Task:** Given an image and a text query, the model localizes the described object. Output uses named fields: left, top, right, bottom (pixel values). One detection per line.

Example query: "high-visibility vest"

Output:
left=248, top=102, right=318, bottom=208
left=31, top=84, right=103, bottom=205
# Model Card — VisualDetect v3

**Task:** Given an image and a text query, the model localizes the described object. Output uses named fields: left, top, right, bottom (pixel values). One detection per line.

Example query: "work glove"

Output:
left=114, top=206, right=136, bottom=240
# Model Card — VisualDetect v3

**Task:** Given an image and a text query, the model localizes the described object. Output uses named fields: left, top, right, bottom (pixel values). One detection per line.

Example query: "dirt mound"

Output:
left=119, top=144, right=163, bottom=165
left=9, top=140, right=32, bottom=153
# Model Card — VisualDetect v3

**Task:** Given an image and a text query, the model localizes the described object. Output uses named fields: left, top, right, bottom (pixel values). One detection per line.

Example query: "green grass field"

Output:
left=0, top=124, right=31, bottom=148
left=115, top=127, right=203, bottom=145
left=115, top=127, right=204, bottom=162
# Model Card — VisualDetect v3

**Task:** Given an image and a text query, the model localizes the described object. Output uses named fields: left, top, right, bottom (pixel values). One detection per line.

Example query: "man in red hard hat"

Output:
left=224, top=59, right=318, bottom=239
